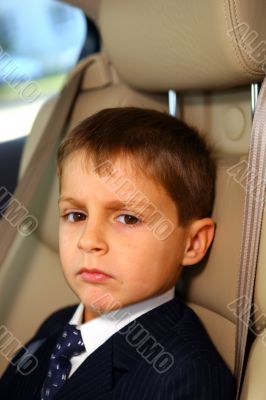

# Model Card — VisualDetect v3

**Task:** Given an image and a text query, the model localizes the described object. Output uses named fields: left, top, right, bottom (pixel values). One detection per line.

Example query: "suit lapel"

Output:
left=55, top=337, right=113, bottom=400
left=9, top=332, right=60, bottom=400
left=9, top=306, right=77, bottom=400
left=112, top=297, right=182, bottom=385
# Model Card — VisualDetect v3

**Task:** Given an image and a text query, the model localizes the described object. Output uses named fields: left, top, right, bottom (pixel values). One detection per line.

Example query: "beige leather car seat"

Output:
left=1, top=1, right=266, bottom=398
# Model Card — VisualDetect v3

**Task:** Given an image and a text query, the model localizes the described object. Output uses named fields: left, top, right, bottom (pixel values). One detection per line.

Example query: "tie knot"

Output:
left=51, top=324, right=85, bottom=360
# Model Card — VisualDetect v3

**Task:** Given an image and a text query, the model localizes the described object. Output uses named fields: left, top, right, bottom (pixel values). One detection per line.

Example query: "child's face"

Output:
left=58, top=152, right=190, bottom=322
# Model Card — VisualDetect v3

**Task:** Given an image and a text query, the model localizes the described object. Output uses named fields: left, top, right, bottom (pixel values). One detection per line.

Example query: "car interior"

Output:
left=0, top=0, right=266, bottom=398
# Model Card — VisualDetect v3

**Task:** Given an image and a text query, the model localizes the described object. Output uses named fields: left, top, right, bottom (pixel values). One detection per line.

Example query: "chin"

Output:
left=80, top=287, right=121, bottom=313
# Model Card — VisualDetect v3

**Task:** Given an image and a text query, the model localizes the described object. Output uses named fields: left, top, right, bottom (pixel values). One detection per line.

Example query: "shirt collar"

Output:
left=69, top=287, right=175, bottom=356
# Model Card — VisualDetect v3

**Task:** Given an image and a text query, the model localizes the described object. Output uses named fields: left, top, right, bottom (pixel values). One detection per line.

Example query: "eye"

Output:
left=116, top=214, right=141, bottom=226
left=63, top=212, right=86, bottom=223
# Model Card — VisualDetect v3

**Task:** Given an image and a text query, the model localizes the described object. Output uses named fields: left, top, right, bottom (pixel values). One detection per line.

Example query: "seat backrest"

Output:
left=1, top=2, right=266, bottom=397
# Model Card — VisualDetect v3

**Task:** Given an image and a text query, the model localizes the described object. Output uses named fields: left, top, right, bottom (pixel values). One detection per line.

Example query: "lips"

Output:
left=78, top=268, right=113, bottom=283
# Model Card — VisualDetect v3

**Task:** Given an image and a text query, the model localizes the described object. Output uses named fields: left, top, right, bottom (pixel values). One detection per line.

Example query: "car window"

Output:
left=0, top=0, right=88, bottom=144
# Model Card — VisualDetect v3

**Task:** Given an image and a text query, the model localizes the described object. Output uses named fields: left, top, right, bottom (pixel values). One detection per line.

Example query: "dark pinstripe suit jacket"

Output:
left=0, top=297, right=235, bottom=399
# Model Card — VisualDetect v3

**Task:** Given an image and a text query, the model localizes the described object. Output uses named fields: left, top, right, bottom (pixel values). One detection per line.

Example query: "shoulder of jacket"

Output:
left=33, top=304, right=78, bottom=339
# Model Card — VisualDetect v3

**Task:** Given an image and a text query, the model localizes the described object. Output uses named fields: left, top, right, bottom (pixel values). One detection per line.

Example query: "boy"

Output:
left=0, top=107, right=235, bottom=399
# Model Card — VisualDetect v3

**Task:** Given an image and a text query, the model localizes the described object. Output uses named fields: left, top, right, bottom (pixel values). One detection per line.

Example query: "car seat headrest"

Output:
left=98, top=0, right=266, bottom=91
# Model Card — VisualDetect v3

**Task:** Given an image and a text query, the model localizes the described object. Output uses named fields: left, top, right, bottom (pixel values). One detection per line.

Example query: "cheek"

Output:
left=59, top=221, right=83, bottom=243
left=59, top=225, right=79, bottom=267
left=132, top=238, right=177, bottom=279
left=116, top=235, right=164, bottom=278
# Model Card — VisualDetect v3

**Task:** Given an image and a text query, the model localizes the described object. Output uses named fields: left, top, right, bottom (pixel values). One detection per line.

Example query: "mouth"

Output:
left=77, top=268, right=114, bottom=283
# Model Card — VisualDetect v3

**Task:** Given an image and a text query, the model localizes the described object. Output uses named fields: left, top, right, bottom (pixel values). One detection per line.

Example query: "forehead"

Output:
left=61, top=152, right=154, bottom=194
left=59, top=151, right=177, bottom=214
left=61, top=151, right=148, bottom=186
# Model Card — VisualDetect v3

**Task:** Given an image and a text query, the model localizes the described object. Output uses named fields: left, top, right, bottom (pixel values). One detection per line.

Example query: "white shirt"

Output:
left=67, top=287, right=175, bottom=377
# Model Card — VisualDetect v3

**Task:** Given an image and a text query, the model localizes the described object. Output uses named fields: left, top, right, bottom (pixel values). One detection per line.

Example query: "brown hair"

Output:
left=57, top=107, right=216, bottom=226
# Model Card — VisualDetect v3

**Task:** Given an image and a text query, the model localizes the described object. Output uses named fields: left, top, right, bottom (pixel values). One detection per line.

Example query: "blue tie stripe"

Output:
left=41, top=324, right=85, bottom=399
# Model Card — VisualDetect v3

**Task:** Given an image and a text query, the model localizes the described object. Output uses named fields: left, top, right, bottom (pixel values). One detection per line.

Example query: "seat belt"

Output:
left=0, top=57, right=94, bottom=268
left=235, top=76, right=266, bottom=398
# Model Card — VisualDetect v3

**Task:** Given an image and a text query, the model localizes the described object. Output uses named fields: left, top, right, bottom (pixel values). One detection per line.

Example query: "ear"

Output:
left=181, top=218, right=215, bottom=266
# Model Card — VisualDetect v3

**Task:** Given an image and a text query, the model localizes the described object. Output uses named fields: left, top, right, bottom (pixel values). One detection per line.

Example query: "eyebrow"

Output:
left=58, top=196, right=155, bottom=214
left=58, top=196, right=84, bottom=206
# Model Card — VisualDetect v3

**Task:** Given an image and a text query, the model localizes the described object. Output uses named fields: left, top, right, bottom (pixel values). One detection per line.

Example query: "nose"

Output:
left=77, top=220, right=108, bottom=254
